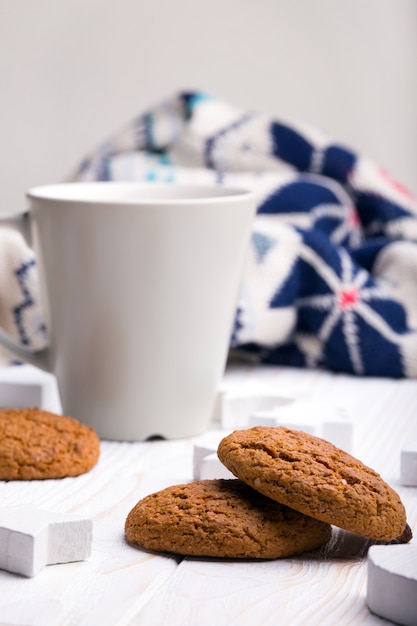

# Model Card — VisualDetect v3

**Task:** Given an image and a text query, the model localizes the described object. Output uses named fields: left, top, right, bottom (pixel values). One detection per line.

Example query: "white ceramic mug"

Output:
left=0, top=182, right=256, bottom=440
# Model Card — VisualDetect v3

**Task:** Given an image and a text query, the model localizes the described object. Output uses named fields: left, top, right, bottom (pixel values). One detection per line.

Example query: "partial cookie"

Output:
left=0, top=408, right=100, bottom=480
left=125, top=478, right=331, bottom=559
left=218, top=426, right=409, bottom=542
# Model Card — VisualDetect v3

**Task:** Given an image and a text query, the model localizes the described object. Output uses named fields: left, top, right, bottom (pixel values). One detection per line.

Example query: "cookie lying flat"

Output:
left=218, top=427, right=410, bottom=542
left=0, top=408, right=100, bottom=480
left=125, top=479, right=331, bottom=559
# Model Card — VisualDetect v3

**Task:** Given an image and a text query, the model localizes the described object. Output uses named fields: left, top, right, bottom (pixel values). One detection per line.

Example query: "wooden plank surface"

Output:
left=0, top=364, right=416, bottom=626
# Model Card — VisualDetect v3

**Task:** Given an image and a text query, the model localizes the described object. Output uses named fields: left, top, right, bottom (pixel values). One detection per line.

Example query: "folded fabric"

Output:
left=2, top=91, right=417, bottom=377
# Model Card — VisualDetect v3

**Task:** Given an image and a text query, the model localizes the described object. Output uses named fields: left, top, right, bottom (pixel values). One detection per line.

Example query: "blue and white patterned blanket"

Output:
left=3, top=91, right=417, bottom=377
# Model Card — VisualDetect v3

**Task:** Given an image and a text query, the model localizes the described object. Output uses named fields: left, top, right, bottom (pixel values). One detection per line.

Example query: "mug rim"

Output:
left=27, top=181, right=255, bottom=205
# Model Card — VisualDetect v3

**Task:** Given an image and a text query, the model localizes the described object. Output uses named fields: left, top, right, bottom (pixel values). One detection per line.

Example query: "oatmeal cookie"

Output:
left=125, top=478, right=331, bottom=559
left=217, top=426, right=410, bottom=542
left=0, top=407, right=100, bottom=480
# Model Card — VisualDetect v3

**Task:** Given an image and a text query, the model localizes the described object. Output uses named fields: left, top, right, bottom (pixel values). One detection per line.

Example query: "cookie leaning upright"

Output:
left=0, top=408, right=100, bottom=480
left=218, top=426, right=409, bottom=542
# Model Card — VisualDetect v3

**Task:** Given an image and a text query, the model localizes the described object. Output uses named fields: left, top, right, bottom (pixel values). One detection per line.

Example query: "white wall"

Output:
left=1, top=0, right=416, bottom=213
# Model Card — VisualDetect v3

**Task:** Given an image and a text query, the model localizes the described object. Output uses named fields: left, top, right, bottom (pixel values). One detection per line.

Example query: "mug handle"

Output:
left=0, top=211, right=50, bottom=372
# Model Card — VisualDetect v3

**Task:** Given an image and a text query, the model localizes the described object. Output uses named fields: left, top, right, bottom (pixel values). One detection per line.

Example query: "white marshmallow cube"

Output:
left=221, top=390, right=294, bottom=429
left=401, top=443, right=417, bottom=486
left=367, top=544, right=417, bottom=626
left=0, top=504, right=92, bottom=577
left=249, top=409, right=316, bottom=435
left=200, top=453, right=235, bottom=480
left=193, top=442, right=219, bottom=480
left=249, top=399, right=353, bottom=452
left=193, top=431, right=230, bottom=480
left=210, top=389, right=227, bottom=423
left=0, top=364, right=61, bottom=413
left=321, top=411, right=353, bottom=451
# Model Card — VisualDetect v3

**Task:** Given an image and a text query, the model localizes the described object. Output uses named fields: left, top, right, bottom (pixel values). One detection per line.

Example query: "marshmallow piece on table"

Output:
left=221, top=389, right=294, bottom=429
left=200, top=453, right=235, bottom=480
left=210, top=389, right=227, bottom=423
left=0, top=364, right=61, bottom=413
left=193, top=442, right=219, bottom=480
left=367, top=544, right=417, bottom=626
left=249, top=399, right=353, bottom=452
left=193, top=432, right=226, bottom=480
left=0, top=504, right=92, bottom=577
left=401, top=443, right=417, bottom=486
left=249, top=410, right=316, bottom=435
left=193, top=431, right=235, bottom=480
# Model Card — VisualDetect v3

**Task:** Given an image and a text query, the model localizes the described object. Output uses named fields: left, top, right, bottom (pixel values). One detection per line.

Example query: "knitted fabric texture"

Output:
left=3, top=91, right=417, bottom=376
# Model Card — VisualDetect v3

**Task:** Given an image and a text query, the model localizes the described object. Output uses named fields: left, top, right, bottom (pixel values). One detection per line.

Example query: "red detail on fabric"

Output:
left=339, top=288, right=359, bottom=310
left=348, top=207, right=360, bottom=227
left=379, top=167, right=415, bottom=201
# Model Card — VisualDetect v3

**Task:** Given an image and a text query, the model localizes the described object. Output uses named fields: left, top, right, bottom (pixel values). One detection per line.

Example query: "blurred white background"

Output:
left=1, top=0, right=416, bottom=213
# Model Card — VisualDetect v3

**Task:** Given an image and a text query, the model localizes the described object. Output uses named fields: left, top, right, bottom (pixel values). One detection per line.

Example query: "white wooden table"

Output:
left=0, top=363, right=416, bottom=626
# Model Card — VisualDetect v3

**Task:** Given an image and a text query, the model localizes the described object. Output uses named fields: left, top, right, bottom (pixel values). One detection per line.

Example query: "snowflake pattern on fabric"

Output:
left=13, top=258, right=47, bottom=348
left=68, top=92, right=417, bottom=377
left=3, top=90, right=416, bottom=377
